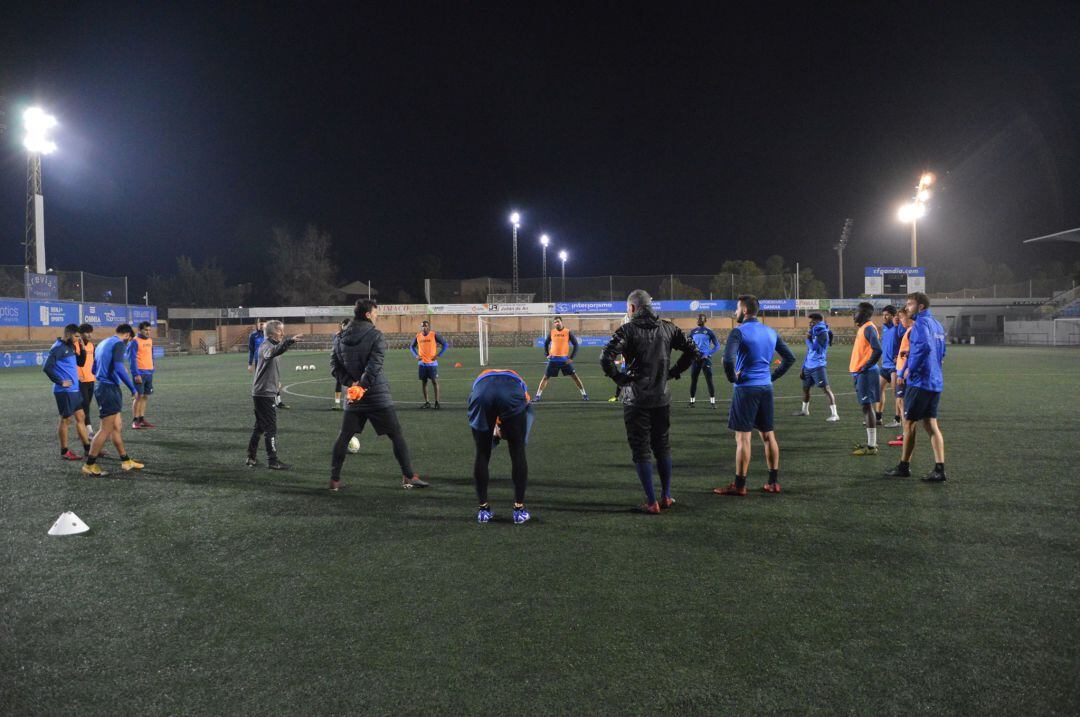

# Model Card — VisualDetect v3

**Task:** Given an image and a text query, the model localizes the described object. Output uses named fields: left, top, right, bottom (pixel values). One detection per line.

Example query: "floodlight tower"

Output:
left=833, top=218, right=853, bottom=298
left=509, top=211, right=522, bottom=295
left=23, top=107, right=58, bottom=274
left=558, top=249, right=568, bottom=301
left=539, top=234, right=550, bottom=301
left=898, top=172, right=934, bottom=267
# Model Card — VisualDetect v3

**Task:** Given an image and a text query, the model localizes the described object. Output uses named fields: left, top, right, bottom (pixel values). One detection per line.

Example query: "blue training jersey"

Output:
left=724, top=318, right=795, bottom=387
left=95, top=335, right=137, bottom=392
left=248, top=330, right=265, bottom=365
left=803, top=322, right=831, bottom=369
left=904, top=309, right=947, bottom=391
left=689, top=326, right=719, bottom=357
left=43, top=339, right=80, bottom=394
left=880, top=320, right=902, bottom=370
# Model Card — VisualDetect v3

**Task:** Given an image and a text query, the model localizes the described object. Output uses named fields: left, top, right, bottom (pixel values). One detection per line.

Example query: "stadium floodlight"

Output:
left=540, top=234, right=549, bottom=246
left=558, top=249, right=568, bottom=262
left=920, top=172, right=935, bottom=187
left=509, top=211, right=521, bottom=228
left=23, top=107, right=58, bottom=155
left=897, top=203, right=926, bottom=223
left=558, top=249, right=569, bottom=301
left=917, top=188, right=931, bottom=202
left=898, top=170, right=934, bottom=266
left=509, top=211, right=522, bottom=294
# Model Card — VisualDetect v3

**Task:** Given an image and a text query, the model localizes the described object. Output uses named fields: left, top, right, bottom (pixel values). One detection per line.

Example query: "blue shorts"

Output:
left=801, top=366, right=829, bottom=389
left=418, top=364, right=439, bottom=381
left=468, top=375, right=534, bottom=442
left=95, top=383, right=124, bottom=419
left=904, top=385, right=940, bottom=421
left=880, top=366, right=895, bottom=382
left=854, top=370, right=881, bottom=405
left=728, top=385, right=774, bottom=433
left=54, top=391, right=82, bottom=418
left=545, top=360, right=576, bottom=378
left=135, top=371, right=154, bottom=396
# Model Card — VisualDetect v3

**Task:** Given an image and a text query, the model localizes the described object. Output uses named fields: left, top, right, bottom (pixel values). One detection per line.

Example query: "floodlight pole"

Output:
left=834, top=218, right=853, bottom=299
left=911, top=219, right=917, bottom=267
left=24, top=153, right=45, bottom=273
left=512, top=223, right=519, bottom=295
left=561, top=256, right=567, bottom=301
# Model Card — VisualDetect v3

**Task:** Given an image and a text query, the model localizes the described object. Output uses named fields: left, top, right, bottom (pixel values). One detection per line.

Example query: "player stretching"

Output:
left=533, top=316, right=587, bottom=402
left=885, top=292, right=948, bottom=481
left=410, top=320, right=448, bottom=409
left=878, top=305, right=903, bottom=428
left=601, top=290, right=703, bottom=513
left=43, top=323, right=92, bottom=461
left=128, top=321, right=156, bottom=428
left=688, top=313, right=719, bottom=408
left=792, top=312, right=838, bottom=421
left=468, top=369, right=535, bottom=523
left=887, top=308, right=913, bottom=446
left=74, top=323, right=97, bottom=440
left=247, top=320, right=302, bottom=469
left=330, top=299, right=428, bottom=491
left=850, top=302, right=883, bottom=456
left=83, top=324, right=143, bottom=476
left=714, top=295, right=795, bottom=496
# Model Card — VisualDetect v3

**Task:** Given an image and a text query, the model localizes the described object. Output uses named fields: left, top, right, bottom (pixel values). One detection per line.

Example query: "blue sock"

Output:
left=657, top=456, right=672, bottom=498
left=635, top=461, right=656, bottom=503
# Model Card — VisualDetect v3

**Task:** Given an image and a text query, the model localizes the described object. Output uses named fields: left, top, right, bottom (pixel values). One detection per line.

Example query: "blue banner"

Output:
left=1, top=350, right=47, bottom=369
left=25, top=272, right=60, bottom=300
left=0, top=299, right=28, bottom=326
left=129, top=306, right=158, bottom=325
left=82, top=302, right=130, bottom=327
left=534, top=336, right=611, bottom=348
left=28, top=300, right=80, bottom=327
left=153, top=347, right=166, bottom=359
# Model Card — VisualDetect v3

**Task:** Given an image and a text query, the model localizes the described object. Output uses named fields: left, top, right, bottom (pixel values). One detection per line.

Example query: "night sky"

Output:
left=2, top=3, right=1079, bottom=295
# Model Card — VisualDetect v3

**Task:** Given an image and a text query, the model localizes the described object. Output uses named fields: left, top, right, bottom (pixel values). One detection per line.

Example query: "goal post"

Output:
left=477, top=313, right=628, bottom=367
left=1052, top=317, right=1080, bottom=346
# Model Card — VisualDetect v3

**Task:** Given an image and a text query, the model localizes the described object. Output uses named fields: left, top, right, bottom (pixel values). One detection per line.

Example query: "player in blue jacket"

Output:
left=878, top=305, right=903, bottom=428
left=792, top=312, right=839, bottom=421
left=687, top=314, right=720, bottom=408
left=886, top=292, right=948, bottom=482
left=83, top=324, right=143, bottom=476
left=42, top=323, right=92, bottom=461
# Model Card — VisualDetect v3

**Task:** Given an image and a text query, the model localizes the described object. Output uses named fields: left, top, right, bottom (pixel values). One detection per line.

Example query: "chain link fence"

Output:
left=0, top=266, right=127, bottom=302
left=929, top=278, right=1074, bottom=300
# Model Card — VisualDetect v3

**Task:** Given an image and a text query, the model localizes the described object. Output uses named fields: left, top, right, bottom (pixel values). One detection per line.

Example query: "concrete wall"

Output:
left=1005, top=320, right=1080, bottom=346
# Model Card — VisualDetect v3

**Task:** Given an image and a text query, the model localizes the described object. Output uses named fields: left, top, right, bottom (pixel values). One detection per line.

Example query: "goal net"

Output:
left=477, top=314, right=627, bottom=366
left=1052, top=318, right=1080, bottom=346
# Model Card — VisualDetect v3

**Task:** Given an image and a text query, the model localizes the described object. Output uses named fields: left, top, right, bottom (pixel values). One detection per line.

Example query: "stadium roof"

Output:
left=1023, top=227, right=1080, bottom=244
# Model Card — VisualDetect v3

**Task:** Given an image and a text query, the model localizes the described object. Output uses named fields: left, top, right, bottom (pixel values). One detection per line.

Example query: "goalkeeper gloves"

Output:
left=346, top=385, right=366, bottom=403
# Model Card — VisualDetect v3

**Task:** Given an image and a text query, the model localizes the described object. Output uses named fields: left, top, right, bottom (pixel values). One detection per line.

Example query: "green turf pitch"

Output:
left=2, top=345, right=1078, bottom=715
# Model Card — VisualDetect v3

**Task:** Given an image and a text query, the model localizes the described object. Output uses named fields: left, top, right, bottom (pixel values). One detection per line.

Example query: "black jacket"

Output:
left=600, top=308, right=704, bottom=408
left=330, top=319, right=393, bottom=411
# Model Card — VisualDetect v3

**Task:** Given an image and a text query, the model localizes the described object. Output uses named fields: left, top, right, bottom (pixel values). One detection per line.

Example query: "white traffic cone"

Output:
left=48, top=511, right=90, bottom=536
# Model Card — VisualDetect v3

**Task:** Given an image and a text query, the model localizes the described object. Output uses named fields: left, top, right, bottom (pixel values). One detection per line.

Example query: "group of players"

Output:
left=43, top=321, right=157, bottom=476
left=239, top=288, right=946, bottom=524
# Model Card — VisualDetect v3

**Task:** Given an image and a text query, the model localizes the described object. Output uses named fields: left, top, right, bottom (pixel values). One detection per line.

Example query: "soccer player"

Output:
left=850, top=301, right=883, bottom=456
left=714, top=295, right=796, bottom=496
left=688, top=313, right=720, bottom=408
left=43, top=323, right=92, bottom=461
left=878, top=305, right=903, bottom=428
left=247, top=320, right=302, bottom=469
left=885, top=292, right=948, bottom=482
left=887, top=307, right=913, bottom=447
left=792, top=312, right=839, bottom=421
left=247, top=319, right=265, bottom=373
left=83, top=324, right=144, bottom=476
left=128, top=321, right=156, bottom=429
left=332, top=319, right=350, bottom=410
left=468, top=369, right=535, bottom=524
left=533, top=316, right=587, bottom=402
left=410, top=319, right=448, bottom=409
left=600, top=290, right=703, bottom=513
left=74, top=323, right=97, bottom=438
left=330, top=299, right=428, bottom=491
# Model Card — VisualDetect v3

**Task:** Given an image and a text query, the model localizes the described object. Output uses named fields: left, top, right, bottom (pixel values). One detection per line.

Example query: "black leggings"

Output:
left=331, top=409, right=414, bottom=480
left=690, top=361, right=715, bottom=398
left=472, top=412, right=528, bottom=504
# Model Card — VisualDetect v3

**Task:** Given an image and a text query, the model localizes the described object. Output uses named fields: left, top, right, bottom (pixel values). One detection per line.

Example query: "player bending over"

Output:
left=329, top=299, right=428, bottom=491
left=885, top=292, right=948, bottom=482
left=714, top=295, right=795, bottom=496
left=83, top=324, right=143, bottom=476
left=688, top=313, right=719, bottom=408
left=468, top=369, right=535, bottom=524
left=247, top=320, right=302, bottom=469
left=601, top=290, right=703, bottom=513
left=533, top=316, right=587, bottom=402
left=43, top=323, right=92, bottom=461
left=128, top=321, right=156, bottom=429
left=411, top=320, right=448, bottom=409
left=878, top=305, right=903, bottom=428
left=792, top=312, right=838, bottom=421
left=850, top=302, right=883, bottom=456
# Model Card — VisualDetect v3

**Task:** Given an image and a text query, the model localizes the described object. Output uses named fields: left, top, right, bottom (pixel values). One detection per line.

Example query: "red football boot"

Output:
left=633, top=501, right=661, bottom=514
left=714, top=482, right=748, bottom=496
left=887, top=439, right=904, bottom=447
left=61, top=449, right=82, bottom=461
left=659, top=496, right=675, bottom=510
left=762, top=482, right=781, bottom=494
left=139, top=419, right=156, bottom=429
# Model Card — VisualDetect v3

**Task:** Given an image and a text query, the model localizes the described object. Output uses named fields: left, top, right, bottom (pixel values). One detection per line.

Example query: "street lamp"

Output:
left=897, top=172, right=934, bottom=266
left=509, top=211, right=522, bottom=295
left=539, top=234, right=550, bottom=302
left=23, top=107, right=58, bottom=274
left=558, top=249, right=568, bottom=301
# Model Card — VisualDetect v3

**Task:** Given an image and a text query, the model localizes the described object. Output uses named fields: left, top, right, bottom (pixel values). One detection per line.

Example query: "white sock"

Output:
left=580, top=388, right=587, bottom=395
left=867, top=428, right=877, bottom=447
left=535, top=390, right=543, bottom=397
left=829, top=404, right=838, bottom=417
left=334, top=398, right=341, bottom=406
left=689, top=397, right=696, bottom=403
left=801, top=401, right=810, bottom=413
left=709, top=396, right=715, bottom=404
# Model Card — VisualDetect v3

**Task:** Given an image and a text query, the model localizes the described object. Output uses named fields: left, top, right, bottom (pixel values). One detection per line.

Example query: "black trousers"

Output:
left=623, top=404, right=671, bottom=464
left=690, top=361, right=715, bottom=398
left=79, top=381, right=95, bottom=424
left=331, top=407, right=414, bottom=480
left=472, top=410, right=528, bottom=504
left=248, top=396, right=278, bottom=459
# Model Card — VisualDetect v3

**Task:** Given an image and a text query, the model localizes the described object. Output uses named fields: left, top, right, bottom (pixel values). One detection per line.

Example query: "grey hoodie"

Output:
left=252, top=337, right=295, bottom=397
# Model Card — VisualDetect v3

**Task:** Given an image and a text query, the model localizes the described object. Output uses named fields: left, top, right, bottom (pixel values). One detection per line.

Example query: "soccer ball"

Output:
left=295, top=365, right=302, bottom=371
left=308, top=365, right=316, bottom=371
left=347, top=435, right=361, bottom=454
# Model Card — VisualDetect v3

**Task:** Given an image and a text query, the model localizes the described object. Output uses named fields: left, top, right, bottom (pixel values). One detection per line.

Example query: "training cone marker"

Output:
left=454, top=362, right=463, bottom=368
left=48, top=511, right=90, bottom=536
